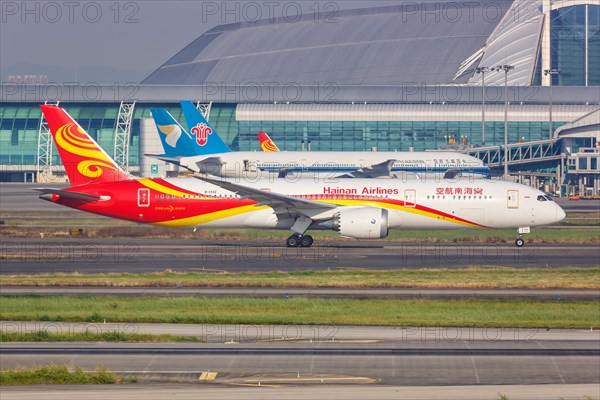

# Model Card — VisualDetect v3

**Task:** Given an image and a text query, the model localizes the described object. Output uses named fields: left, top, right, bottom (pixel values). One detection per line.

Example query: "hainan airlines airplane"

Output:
left=258, top=131, right=280, bottom=152
left=151, top=101, right=490, bottom=179
left=37, top=105, right=564, bottom=248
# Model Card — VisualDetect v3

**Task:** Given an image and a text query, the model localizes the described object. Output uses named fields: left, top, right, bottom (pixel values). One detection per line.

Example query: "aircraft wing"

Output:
left=33, top=188, right=107, bottom=202
left=146, top=154, right=224, bottom=174
left=146, top=154, right=182, bottom=165
left=144, top=154, right=202, bottom=173
left=193, top=174, right=336, bottom=219
left=351, top=159, right=396, bottom=178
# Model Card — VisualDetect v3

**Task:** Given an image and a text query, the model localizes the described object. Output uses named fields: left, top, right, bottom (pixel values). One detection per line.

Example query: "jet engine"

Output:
left=333, top=207, right=389, bottom=239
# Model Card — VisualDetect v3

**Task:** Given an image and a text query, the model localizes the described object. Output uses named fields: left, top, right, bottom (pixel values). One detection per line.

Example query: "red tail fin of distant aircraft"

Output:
left=258, top=132, right=280, bottom=152
left=40, top=105, right=129, bottom=186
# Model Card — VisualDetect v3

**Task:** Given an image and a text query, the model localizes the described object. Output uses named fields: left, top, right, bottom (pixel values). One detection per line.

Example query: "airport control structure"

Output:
left=1, top=0, right=599, bottom=197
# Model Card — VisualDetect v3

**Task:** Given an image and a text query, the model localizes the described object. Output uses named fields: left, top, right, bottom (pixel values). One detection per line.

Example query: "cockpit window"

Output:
left=537, top=195, right=547, bottom=202
left=544, top=195, right=554, bottom=201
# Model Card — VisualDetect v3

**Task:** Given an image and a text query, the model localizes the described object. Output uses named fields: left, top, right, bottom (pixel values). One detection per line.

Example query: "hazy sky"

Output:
left=1, top=0, right=411, bottom=83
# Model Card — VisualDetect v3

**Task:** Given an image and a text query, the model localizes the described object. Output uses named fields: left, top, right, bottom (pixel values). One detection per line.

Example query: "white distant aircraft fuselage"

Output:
left=152, top=102, right=489, bottom=179
left=172, top=151, right=490, bottom=179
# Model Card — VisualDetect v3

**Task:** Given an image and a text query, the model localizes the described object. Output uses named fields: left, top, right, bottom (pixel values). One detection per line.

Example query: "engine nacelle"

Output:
left=333, top=207, right=389, bottom=239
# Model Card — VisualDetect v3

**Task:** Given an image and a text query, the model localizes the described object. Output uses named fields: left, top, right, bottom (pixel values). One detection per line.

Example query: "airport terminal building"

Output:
left=1, top=0, right=599, bottom=196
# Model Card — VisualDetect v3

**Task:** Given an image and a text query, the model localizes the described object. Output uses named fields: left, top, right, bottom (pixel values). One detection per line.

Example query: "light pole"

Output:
left=492, top=64, right=514, bottom=179
left=475, top=66, right=489, bottom=146
left=544, top=68, right=560, bottom=140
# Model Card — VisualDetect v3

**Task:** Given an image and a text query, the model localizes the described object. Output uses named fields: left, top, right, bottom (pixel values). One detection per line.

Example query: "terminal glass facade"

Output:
left=237, top=120, right=564, bottom=152
left=0, top=102, right=571, bottom=175
left=588, top=5, right=600, bottom=86
left=550, top=4, right=600, bottom=86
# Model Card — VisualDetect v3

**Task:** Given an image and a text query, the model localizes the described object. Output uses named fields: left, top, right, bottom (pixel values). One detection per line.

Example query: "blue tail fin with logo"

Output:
left=180, top=100, right=231, bottom=154
left=150, top=108, right=199, bottom=157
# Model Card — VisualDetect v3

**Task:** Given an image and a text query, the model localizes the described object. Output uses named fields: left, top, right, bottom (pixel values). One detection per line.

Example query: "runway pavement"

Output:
left=2, top=324, right=598, bottom=397
left=555, top=197, right=600, bottom=213
left=2, top=286, right=598, bottom=301
left=2, top=237, right=599, bottom=274
left=3, top=322, right=598, bottom=342
left=1, top=183, right=71, bottom=213
left=1, top=340, right=598, bottom=386
left=2, top=384, right=599, bottom=400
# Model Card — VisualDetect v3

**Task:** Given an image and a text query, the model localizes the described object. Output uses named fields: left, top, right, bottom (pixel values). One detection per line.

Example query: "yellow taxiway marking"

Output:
left=227, top=382, right=283, bottom=388
left=199, top=372, right=218, bottom=381
left=243, top=376, right=376, bottom=383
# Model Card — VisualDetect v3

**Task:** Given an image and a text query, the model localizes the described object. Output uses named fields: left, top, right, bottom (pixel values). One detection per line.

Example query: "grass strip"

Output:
left=0, top=364, right=128, bottom=385
left=0, top=330, right=198, bottom=343
left=1, top=296, right=598, bottom=329
left=2, top=268, right=598, bottom=289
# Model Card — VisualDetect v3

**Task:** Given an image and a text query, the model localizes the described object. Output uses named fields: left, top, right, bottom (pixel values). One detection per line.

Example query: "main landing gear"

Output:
left=286, top=216, right=314, bottom=247
left=286, top=234, right=314, bottom=248
left=515, top=237, right=525, bottom=248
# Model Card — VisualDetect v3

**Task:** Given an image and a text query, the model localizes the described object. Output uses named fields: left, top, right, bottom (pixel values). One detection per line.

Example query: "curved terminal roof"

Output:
left=463, top=0, right=545, bottom=86
left=143, top=2, right=511, bottom=86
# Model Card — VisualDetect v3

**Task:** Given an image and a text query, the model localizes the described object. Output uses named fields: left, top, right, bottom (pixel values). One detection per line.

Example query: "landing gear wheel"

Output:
left=515, top=237, right=525, bottom=247
left=300, top=235, right=314, bottom=248
left=286, top=234, right=301, bottom=247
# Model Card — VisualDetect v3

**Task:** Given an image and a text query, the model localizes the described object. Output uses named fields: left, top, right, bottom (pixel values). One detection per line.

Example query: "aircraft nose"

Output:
left=555, top=204, right=566, bottom=223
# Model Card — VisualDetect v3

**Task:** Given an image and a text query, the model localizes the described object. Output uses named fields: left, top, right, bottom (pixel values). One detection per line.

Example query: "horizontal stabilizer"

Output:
left=351, top=159, right=397, bottom=178
left=33, top=188, right=107, bottom=202
left=443, top=169, right=460, bottom=179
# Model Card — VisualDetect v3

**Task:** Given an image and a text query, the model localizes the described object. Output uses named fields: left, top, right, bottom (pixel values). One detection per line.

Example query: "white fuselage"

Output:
left=142, top=176, right=565, bottom=232
left=177, top=151, right=489, bottom=179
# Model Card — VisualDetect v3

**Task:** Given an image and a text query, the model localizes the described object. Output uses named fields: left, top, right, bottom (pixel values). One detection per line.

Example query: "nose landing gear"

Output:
left=515, top=227, right=530, bottom=247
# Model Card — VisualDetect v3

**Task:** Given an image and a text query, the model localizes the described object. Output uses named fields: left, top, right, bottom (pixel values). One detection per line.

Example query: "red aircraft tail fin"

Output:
left=40, top=105, right=129, bottom=186
left=258, top=132, right=280, bottom=152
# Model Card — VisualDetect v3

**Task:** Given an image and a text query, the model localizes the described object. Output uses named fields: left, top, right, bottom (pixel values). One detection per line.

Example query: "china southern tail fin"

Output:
left=180, top=100, right=231, bottom=154
left=40, top=105, right=129, bottom=186
left=150, top=108, right=199, bottom=157
left=258, top=132, right=280, bottom=152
